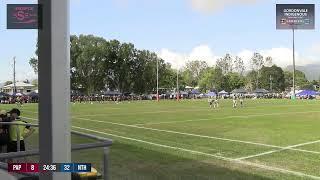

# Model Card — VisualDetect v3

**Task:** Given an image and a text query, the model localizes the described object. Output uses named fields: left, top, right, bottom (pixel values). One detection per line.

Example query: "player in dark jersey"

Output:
left=208, top=97, right=213, bottom=108
left=240, top=94, right=244, bottom=107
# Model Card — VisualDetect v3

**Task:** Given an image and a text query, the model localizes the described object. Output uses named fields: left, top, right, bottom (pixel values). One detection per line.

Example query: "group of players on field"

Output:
left=208, top=94, right=244, bottom=108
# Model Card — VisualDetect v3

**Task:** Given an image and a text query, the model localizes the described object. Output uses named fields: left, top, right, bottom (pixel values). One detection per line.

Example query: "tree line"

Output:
left=29, top=34, right=319, bottom=95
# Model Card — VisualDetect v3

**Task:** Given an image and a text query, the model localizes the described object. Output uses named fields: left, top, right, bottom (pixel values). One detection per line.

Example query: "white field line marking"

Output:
left=71, top=116, right=320, bottom=155
left=236, top=139, right=320, bottom=160
left=22, top=116, right=320, bottom=155
left=72, top=125, right=320, bottom=180
left=133, top=110, right=320, bottom=126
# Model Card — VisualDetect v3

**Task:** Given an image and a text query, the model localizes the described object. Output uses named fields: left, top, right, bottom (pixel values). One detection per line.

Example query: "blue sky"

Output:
left=1, top=0, right=320, bottom=82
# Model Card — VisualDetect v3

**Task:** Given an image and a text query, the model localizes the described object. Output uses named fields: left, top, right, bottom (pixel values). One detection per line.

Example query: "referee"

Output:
left=7, top=108, right=35, bottom=152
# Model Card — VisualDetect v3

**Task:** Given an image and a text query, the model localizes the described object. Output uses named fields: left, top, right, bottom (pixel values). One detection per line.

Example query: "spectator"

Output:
left=0, top=110, right=9, bottom=153
left=7, top=108, right=35, bottom=152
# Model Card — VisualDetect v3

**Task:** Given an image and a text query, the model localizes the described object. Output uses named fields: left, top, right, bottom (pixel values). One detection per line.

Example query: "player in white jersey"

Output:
left=213, top=95, right=219, bottom=108
left=232, top=94, right=237, bottom=108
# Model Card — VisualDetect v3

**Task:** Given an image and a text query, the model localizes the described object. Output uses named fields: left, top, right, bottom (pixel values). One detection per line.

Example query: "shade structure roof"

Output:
left=218, top=90, right=228, bottom=95
left=231, top=88, right=247, bottom=94
left=253, top=89, right=269, bottom=94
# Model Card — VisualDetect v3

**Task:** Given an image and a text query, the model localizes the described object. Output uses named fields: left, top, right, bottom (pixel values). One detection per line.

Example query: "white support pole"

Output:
left=292, top=28, right=296, bottom=99
left=156, top=58, right=159, bottom=101
left=38, top=0, right=71, bottom=180
left=176, top=68, right=179, bottom=101
left=13, top=57, right=16, bottom=94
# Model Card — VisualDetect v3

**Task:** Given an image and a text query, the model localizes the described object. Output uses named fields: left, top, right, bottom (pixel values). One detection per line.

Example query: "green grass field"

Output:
left=1, top=99, right=320, bottom=180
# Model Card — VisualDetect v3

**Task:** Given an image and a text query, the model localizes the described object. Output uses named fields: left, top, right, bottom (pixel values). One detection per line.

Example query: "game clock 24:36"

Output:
left=41, top=164, right=57, bottom=172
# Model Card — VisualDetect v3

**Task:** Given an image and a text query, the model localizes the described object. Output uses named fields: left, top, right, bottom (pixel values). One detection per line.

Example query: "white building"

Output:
left=1, top=82, right=35, bottom=95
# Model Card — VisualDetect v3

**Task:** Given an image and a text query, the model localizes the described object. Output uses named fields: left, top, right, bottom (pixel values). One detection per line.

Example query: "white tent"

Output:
left=218, top=90, right=229, bottom=95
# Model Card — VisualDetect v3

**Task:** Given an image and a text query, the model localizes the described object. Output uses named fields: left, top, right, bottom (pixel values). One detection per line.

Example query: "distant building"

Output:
left=1, top=82, right=35, bottom=95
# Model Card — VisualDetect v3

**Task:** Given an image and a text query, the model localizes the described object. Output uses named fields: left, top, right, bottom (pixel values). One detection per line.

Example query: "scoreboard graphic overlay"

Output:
left=8, top=163, right=91, bottom=173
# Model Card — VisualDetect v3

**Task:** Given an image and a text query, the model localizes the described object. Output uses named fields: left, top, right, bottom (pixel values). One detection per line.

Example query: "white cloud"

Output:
left=243, top=48, right=319, bottom=68
left=189, top=0, right=260, bottom=14
left=157, top=45, right=218, bottom=69
left=158, top=45, right=320, bottom=70
left=311, top=43, right=320, bottom=54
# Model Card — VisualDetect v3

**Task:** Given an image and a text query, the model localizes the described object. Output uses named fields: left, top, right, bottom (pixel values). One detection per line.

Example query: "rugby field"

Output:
left=2, top=99, right=320, bottom=180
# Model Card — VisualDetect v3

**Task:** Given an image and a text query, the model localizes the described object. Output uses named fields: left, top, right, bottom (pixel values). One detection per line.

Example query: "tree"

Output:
left=224, top=72, right=245, bottom=92
left=70, top=35, right=108, bottom=94
left=265, top=56, right=273, bottom=67
left=29, top=39, right=39, bottom=74
left=182, top=60, right=208, bottom=87
left=159, top=63, right=176, bottom=89
left=284, top=70, right=310, bottom=90
left=216, top=54, right=233, bottom=75
left=199, top=67, right=224, bottom=92
left=29, top=58, right=38, bottom=74
left=259, top=65, right=285, bottom=91
left=250, top=53, right=264, bottom=88
left=233, top=56, right=245, bottom=76
left=245, top=70, right=258, bottom=91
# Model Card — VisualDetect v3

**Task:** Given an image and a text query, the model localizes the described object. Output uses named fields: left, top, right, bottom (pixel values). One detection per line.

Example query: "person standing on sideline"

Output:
left=208, top=96, right=213, bottom=108
left=232, top=94, right=237, bottom=108
left=0, top=110, right=9, bottom=153
left=7, top=108, right=35, bottom=152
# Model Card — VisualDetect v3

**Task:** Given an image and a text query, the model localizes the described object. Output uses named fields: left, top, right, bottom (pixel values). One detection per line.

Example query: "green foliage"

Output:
left=29, top=57, right=38, bottom=74
left=29, top=35, right=173, bottom=95
left=284, top=70, right=310, bottom=90
left=199, top=67, right=224, bottom=92
left=182, top=60, right=208, bottom=87
left=216, top=54, right=233, bottom=75
left=29, top=38, right=315, bottom=94
left=223, top=72, right=246, bottom=92
left=259, top=65, right=285, bottom=91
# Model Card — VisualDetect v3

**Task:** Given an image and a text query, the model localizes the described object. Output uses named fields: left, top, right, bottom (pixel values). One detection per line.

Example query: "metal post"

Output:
left=156, top=58, right=159, bottom=101
left=38, top=0, right=71, bottom=180
left=103, top=147, right=109, bottom=180
left=292, top=28, right=296, bottom=99
left=270, top=75, right=272, bottom=92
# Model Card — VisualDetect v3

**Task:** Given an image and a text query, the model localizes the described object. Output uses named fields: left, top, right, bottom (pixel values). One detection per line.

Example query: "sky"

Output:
left=0, top=0, right=320, bottom=82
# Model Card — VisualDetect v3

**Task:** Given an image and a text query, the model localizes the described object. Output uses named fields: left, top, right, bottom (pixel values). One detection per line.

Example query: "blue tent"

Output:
left=28, top=92, right=39, bottom=98
left=297, top=90, right=318, bottom=96
left=206, top=92, right=216, bottom=96
left=0, top=92, right=9, bottom=98
left=191, top=89, right=200, bottom=94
